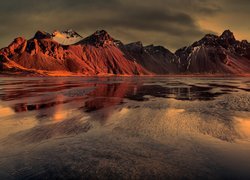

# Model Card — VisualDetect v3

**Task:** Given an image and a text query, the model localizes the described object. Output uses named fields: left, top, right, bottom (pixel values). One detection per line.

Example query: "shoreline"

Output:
left=1, top=72, right=250, bottom=78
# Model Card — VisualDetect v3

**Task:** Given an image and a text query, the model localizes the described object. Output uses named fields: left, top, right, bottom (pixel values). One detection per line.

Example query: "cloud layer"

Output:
left=0, top=0, right=249, bottom=51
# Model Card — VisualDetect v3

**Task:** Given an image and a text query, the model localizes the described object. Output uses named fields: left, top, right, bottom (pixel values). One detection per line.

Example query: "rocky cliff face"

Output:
left=0, top=29, right=250, bottom=76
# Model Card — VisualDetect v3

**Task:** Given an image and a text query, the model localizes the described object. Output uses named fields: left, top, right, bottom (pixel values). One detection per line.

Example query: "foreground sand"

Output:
left=1, top=97, right=250, bottom=178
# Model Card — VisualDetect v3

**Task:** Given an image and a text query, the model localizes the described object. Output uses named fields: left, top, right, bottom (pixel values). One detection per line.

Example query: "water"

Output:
left=0, top=76, right=250, bottom=179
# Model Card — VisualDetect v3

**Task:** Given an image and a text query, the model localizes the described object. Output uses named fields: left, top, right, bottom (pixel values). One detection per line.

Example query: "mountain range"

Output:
left=0, top=29, right=250, bottom=76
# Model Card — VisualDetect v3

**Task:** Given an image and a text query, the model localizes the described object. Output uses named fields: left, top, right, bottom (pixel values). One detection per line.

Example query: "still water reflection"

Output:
left=0, top=77, right=250, bottom=179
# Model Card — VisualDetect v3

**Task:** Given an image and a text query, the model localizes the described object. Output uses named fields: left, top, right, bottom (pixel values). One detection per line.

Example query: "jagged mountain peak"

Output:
left=191, top=33, right=219, bottom=47
left=124, top=41, right=145, bottom=53
left=12, top=37, right=26, bottom=44
left=63, top=29, right=82, bottom=38
left=90, top=29, right=114, bottom=43
left=78, top=29, right=115, bottom=47
left=113, top=39, right=124, bottom=47
left=94, top=29, right=109, bottom=36
left=241, top=40, right=249, bottom=44
left=220, top=30, right=235, bottom=40
left=202, top=34, right=219, bottom=41
left=204, top=33, right=218, bottom=38
left=92, top=30, right=114, bottom=42
left=189, top=30, right=239, bottom=48
left=33, top=30, right=52, bottom=40
left=145, top=44, right=171, bottom=52
left=52, top=29, right=82, bottom=38
left=130, top=41, right=143, bottom=46
left=52, top=29, right=83, bottom=45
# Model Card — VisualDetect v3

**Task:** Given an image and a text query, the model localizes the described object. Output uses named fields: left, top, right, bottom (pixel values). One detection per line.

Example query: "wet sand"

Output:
left=0, top=77, right=250, bottom=179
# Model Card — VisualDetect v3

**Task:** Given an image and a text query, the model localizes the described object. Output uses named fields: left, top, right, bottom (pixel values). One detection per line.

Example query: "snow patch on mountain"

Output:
left=52, top=30, right=83, bottom=45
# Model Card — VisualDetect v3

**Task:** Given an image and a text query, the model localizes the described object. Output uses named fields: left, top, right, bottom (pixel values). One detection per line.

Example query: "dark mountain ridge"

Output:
left=175, top=30, right=250, bottom=74
left=0, top=29, right=250, bottom=76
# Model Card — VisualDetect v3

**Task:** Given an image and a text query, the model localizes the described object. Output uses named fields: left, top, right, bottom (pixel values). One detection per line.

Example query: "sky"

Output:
left=0, top=0, right=249, bottom=51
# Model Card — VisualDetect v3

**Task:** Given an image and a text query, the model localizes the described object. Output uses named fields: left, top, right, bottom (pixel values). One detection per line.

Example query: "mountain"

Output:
left=175, top=30, right=250, bottom=74
left=0, top=29, right=250, bottom=76
left=119, top=41, right=179, bottom=74
left=77, top=30, right=114, bottom=47
left=0, top=30, right=150, bottom=75
left=52, top=29, right=83, bottom=45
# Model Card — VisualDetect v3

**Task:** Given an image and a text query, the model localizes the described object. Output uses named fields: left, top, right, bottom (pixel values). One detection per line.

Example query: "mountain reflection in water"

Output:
left=0, top=79, right=236, bottom=114
left=0, top=77, right=250, bottom=179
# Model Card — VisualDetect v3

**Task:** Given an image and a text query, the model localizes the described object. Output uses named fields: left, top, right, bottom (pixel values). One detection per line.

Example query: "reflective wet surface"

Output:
left=0, top=77, right=250, bottom=179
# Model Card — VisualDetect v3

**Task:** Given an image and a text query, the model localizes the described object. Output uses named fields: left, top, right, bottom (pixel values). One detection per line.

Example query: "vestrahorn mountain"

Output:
left=0, top=29, right=250, bottom=76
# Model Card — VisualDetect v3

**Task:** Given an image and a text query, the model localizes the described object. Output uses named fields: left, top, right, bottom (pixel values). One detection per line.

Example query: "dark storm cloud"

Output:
left=71, top=6, right=203, bottom=36
left=0, top=0, right=249, bottom=50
